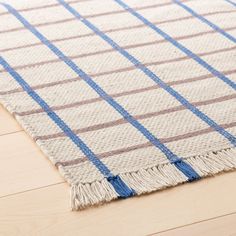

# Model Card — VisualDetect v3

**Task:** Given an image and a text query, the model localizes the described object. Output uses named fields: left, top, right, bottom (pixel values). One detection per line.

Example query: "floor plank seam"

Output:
left=0, top=130, right=23, bottom=137
left=0, top=181, right=66, bottom=199
left=147, top=211, right=236, bottom=236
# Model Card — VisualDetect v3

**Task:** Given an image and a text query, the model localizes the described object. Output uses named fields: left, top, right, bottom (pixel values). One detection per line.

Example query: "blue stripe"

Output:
left=1, top=3, right=201, bottom=181
left=114, top=0, right=236, bottom=91
left=174, top=0, right=236, bottom=44
left=0, top=57, right=134, bottom=197
left=225, top=0, right=236, bottom=7
left=57, top=0, right=236, bottom=148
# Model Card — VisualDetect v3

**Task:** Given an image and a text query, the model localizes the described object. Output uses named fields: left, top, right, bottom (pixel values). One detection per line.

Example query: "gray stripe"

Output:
left=1, top=31, right=235, bottom=74
left=0, top=77, right=80, bottom=95
left=1, top=11, right=235, bottom=52
left=1, top=65, right=235, bottom=97
left=33, top=94, right=236, bottom=141
left=12, top=68, right=236, bottom=116
left=0, top=1, right=190, bottom=34
left=0, top=0, right=97, bottom=16
left=89, top=45, right=236, bottom=78
left=55, top=121, right=236, bottom=167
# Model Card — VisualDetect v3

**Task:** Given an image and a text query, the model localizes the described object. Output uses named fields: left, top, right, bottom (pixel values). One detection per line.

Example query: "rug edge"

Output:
left=1, top=97, right=235, bottom=211
left=69, top=147, right=236, bottom=210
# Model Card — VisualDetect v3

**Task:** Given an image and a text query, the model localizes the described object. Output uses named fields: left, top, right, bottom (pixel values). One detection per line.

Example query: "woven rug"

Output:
left=0, top=0, right=236, bottom=210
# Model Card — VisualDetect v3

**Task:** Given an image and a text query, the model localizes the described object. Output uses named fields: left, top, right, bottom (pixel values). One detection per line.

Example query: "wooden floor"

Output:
left=0, top=104, right=236, bottom=236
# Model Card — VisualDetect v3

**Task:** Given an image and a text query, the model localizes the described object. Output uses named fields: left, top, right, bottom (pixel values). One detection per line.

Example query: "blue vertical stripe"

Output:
left=0, top=56, right=134, bottom=197
left=1, top=3, right=201, bottom=180
left=174, top=0, right=236, bottom=44
left=225, top=0, right=236, bottom=7
left=57, top=0, right=236, bottom=148
left=113, top=0, right=236, bottom=91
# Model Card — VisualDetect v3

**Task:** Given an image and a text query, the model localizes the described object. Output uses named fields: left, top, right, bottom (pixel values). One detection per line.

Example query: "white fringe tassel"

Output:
left=71, top=147, right=236, bottom=210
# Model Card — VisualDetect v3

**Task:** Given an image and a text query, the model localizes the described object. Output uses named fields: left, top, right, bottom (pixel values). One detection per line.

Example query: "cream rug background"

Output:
left=0, top=0, right=235, bottom=210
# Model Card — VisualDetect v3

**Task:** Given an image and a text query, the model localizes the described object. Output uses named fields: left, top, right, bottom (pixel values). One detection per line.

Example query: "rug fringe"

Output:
left=71, top=147, right=236, bottom=210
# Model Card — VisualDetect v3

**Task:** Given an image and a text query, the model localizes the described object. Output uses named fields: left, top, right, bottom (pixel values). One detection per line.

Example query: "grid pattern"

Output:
left=0, top=0, right=236, bottom=210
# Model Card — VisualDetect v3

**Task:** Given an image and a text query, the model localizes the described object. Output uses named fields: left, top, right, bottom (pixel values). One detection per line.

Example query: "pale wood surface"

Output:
left=0, top=104, right=236, bottom=236
left=0, top=108, right=22, bottom=135
left=0, top=131, right=64, bottom=197
left=154, top=213, right=236, bottom=236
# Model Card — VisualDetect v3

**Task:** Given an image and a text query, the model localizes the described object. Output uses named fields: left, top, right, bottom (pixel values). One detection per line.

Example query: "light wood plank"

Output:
left=0, top=105, right=22, bottom=136
left=0, top=131, right=63, bottom=197
left=1, top=171, right=236, bottom=236
left=154, top=213, right=236, bottom=236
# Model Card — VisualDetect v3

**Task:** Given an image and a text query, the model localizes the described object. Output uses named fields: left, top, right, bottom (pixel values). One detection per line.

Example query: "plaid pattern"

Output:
left=0, top=0, right=236, bottom=210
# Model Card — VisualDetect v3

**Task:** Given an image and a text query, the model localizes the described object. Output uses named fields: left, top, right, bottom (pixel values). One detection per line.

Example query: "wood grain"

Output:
left=1, top=171, right=236, bottom=236
left=0, top=131, right=63, bottom=197
left=0, top=105, right=22, bottom=135
left=154, top=213, right=236, bottom=236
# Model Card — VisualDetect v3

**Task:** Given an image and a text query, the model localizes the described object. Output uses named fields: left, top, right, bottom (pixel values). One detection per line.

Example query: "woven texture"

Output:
left=0, top=0, right=236, bottom=210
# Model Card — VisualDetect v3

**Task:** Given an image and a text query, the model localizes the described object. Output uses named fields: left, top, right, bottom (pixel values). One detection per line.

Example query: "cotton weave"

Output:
left=0, top=0, right=236, bottom=210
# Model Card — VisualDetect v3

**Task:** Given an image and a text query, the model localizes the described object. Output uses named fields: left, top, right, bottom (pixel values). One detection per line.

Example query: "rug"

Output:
left=0, top=0, right=236, bottom=210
